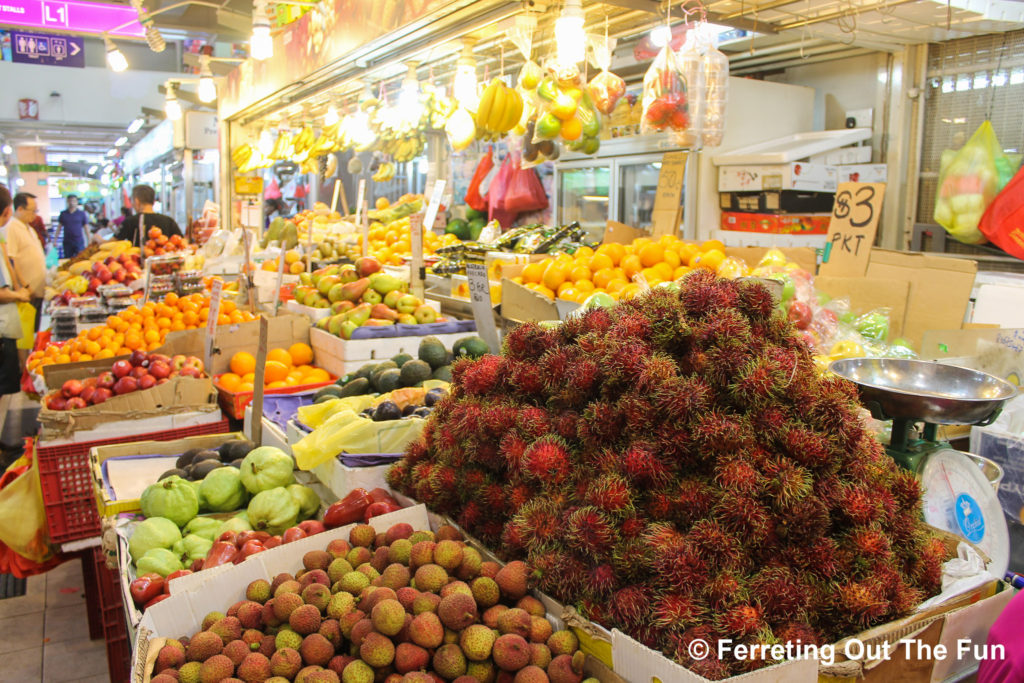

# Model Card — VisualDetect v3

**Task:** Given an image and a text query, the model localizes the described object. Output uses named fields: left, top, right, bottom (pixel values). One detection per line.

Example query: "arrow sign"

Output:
left=69, top=42, right=80, bottom=56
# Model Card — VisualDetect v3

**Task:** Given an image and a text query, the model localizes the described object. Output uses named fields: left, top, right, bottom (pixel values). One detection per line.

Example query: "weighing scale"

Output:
left=830, top=358, right=1018, bottom=575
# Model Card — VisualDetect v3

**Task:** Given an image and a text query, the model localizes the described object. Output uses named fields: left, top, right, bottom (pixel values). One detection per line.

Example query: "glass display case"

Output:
left=556, top=163, right=611, bottom=242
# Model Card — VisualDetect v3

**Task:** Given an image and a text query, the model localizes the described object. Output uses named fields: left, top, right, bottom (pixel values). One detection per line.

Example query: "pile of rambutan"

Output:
left=387, top=270, right=950, bottom=680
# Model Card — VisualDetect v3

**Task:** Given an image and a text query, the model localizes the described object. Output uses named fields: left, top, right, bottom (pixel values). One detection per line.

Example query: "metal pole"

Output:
left=184, top=148, right=194, bottom=236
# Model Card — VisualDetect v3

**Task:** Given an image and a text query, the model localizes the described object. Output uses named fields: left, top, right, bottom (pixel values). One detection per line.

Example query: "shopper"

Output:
left=115, top=184, right=182, bottom=246
left=57, top=194, right=90, bottom=258
left=5, top=192, right=45, bottom=329
left=112, top=206, right=131, bottom=231
left=29, top=213, right=46, bottom=247
left=0, top=185, right=31, bottom=395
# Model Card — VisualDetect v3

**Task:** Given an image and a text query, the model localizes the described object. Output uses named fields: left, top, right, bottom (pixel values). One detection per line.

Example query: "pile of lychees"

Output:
left=148, top=522, right=591, bottom=683
left=387, top=271, right=951, bottom=679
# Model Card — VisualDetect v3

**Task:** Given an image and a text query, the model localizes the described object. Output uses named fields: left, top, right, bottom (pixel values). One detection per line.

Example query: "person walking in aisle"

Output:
left=57, top=194, right=90, bottom=258
left=115, top=184, right=181, bottom=246
left=0, top=185, right=31, bottom=395
left=5, top=193, right=45, bottom=331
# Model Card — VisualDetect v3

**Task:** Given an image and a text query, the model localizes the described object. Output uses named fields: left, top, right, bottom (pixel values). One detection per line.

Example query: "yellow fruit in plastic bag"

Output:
left=757, top=248, right=788, bottom=269
left=716, top=257, right=749, bottom=279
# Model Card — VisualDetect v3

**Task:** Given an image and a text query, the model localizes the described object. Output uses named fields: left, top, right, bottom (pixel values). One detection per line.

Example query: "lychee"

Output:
left=372, top=599, right=407, bottom=636
left=514, top=666, right=549, bottom=683
left=326, top=538, right=351, bottom=558
left=441, top=581, right=474, bottom=599
left=413, top=564, right=448, bottom=593
left=456, top=547, right=483, bottom=581
left=409, top=541, right=436, bottom=569
left=156, top=643, right=186, bottom=670
left=202, top=611, right=226, bottom=631
left=493, top=634, right=531, bottom=672
left=396, top=586, right=420, bottom=611
left=381, top=564, right=412, bottom=591
left=438, top=592, right=478, bottom=631
left=349, top=618, right=375, bottom=648
left=210, top=616, right=242, bottom=644
left=302, top=583, right=332, bottom=612
left=546, top=631, right=578, bottom=657
left=319, top=619, right=342, bottom=648
left=328, top=558, right=355, bottom=584
left=409, top=612, right=444, bottom=649
left=186, top=631, right=224, bottom=662
left=275, top=580, right=302, bottom=597
left=412, top=592, right=441, bottom=615
left=394, top=643, right=430, bottom=674
left=360, top=632, right=396, bottom=668
left=237, top=653, right=271, bottom=682
left=460, top=624, right=497, bottom=661
left=273, top=592, right=305, bottom=622
left=305, top=550, right=333, bottom=572
left=342, top=659, right=374, bottom=683
left=349, top=524, right=377, bottom=548
left=337, top=571, right=370, bottom=595
left=546, top=655, right=582, bottom=683
left=483, top=605, right=509, bottom=629
left=346, top=547, right=372, bottom=568
left=433, top=540, right=465, bottom=571
left=271, top=649, right=303, bottom=679
left=246, top=579, right=272, bottom=604
left=198, top=654, right=233, bottom=682
left=471, top=577, right=500, bottom=608
left=433, top=643, right=468, bottom=680
left=327, top=592, right=355, bottom=620
left=388, top=539, right=413, bottom=566
left=222, top=639, right=251, bottom=666
left=494, top=562, right=529, bottom=601
left=299, top=633, right=334, bottom=667
left=529, top=617, right=553, bottom=644
left=516, top=597, right=545, bottom=618
left=276, top=628, right=303, bottom=651
left=497, top=609, right=531, bottom=638
left=529, top=643, right=552, bottom=669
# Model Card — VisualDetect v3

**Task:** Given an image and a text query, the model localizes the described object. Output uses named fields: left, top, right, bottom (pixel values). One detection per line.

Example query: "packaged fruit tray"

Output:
left=214, top=375, right=336, bottom=420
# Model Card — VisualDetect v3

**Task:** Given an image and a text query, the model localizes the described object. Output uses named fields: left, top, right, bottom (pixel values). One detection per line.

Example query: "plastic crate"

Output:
left=91, top=547, right=131, bottom=683
left=37, top=418, right=230, bottom=544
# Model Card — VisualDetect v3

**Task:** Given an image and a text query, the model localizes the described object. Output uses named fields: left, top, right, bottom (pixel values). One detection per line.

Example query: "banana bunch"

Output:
left=372, top=162, right=396, bottom=182
left=300, top=157, right=319, bottom=175
left=270, top=131, right=294, bottom=160
left=231, top=143, right=254, bottom=168
left=475, top=79, right=524, bottom=136
left=293, top=125, right=316, bottom=154
left=381, top=133, right=425, bottom=163
left=426, top=91, right=457, bottom=130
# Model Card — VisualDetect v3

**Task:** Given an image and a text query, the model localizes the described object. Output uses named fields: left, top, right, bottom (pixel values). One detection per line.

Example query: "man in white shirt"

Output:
left=7, top=192, right=46, bottom=329
left=0, top=185, right=31, bottom=395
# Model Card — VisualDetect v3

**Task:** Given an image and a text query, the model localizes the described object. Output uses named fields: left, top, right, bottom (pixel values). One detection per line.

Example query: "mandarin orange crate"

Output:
left=214, top=374, right=336, bottom=420
left=36, top=418, right=230, bottom=544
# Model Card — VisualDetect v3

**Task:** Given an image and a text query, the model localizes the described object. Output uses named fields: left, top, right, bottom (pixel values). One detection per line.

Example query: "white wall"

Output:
left=694, top=77, right=816, bottom=240
left=0, top=62, right=172, bottom=128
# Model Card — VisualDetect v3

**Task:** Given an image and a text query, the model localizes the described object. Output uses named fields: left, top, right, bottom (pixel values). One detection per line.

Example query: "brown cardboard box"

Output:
left=500, top=264, right=561, bottom=323
left=38, top=376, right=218, bottom=440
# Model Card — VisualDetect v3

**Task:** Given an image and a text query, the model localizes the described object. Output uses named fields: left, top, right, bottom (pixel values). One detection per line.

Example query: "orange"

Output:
left=700, top=239, right=726, bottom=252
left=557, top=286, right=578, bottom=301
left=218, top=373, right=243, bottom=392
left=230, top=351, right=256, bottom=376
left=653, top=262, right=675, bottom=281
left=574, top=279, right=595, bottom=293
left=221, top=300, right=237, bottom=315
left=521, top=262, right=545, bottom=284
left=662, top=248, right=681, bottom=269
left=606, top=279, right=629, bottom=294
left=592, top=267, right=616, bottom=290
left=144, top=329, right=160, bottom=344
left=597, top=243, right=625, bottom=267
left=641, top=267, right=664, bottom=285
left=693, top=248, right=726, bottom=271
left=569, top=265, right=591, bottom=283
left=95, top=349, right=115, bottom=359
left=560, top=116, right=582, bottom=141
left=621, top=254, right=643, bottom=280
left=620, top=283, right=642, bottom=300
left=588, top=253, right=613, bottom=273
left=303, top=368, right=331, bottom=384
left=287, top=370, right=305, bottom=382
left=288, top=342, right=314, bottom=366
left=674, top=265, right=693, bottom=279
left=267, top=348, right=293, bottom=367
left=267, top=381, right=288, bottom=389
left=639, top=243, right=665, bottom=268
left=284, top=376, right=301, bottom=386
left=681, top=243, right=702, bottom=267
left=264, top=360, right=290, bottom=384
left=237, top=382, right=254, bottom=393
left=229, top=309, right=245, bottom=324
left=541, top=262, right=567, bottom=291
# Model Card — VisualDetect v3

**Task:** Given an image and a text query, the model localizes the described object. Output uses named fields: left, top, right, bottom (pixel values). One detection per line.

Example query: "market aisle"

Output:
left=0, top=559, right=111, bottom=682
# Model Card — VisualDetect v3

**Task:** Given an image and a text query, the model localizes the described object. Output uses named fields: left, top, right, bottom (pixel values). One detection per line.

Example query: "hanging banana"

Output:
left=475, top=78, right=523, bottom=136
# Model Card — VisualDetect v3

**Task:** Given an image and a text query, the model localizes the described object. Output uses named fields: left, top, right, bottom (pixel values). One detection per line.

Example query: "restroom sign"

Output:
left=17, top=99, right=38, bottom=120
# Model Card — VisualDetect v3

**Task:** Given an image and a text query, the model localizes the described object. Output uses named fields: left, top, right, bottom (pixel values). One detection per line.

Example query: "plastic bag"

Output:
left=640, top=45, right=690, bottom=137
left=699, top=26, right=729, bottom=147
left=486, top=155, right=518, bottom=228
left=934, top=121, right=1013, bottom=244
left=291, top=409, right=426, bottom=470
left=464, top=147, right=494, bottom=212
left=0, top=448, right=53, bottom=564
left=674, top=32, right=705, bottom=148
left=979, top=164, right=1024, bottom=259
left=587, top=33, right=625, bottom=116
left=503, top=159, right=549, bottom=214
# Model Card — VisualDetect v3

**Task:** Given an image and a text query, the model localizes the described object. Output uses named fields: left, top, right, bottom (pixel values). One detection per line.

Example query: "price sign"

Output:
left=273, top=247, right=287, bottom=315
left=651, top=151, right=688, bottom=237
left=410, top=213, right=425, bottom=300
left=819, top=182, right=886, bottom=278
left=204, top=278, right=224, bottom=370
left=249, top=316, right=270, bottom=444
left=140, top=259, right=152, bottom=307
left=466, top=261, right=500, bottom=354
left=422, top=180, right=447, bottom=234
left=354, top=179, right=366, bottom=225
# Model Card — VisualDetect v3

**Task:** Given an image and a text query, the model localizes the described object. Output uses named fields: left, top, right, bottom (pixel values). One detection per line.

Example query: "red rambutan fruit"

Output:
left=911, top=536, right=949, bottom=593
left=838, top=485, right=882, bottom=526
left=577, top=598, right=610, bottom=626
left=654, top=375, right=712, bottom=423
left=837, top=581, right=890, bottom=627
left=479, top=402, right=517, bottom=437
left=687, top=519, right=744, bottom=571
left=578, top=400, right=624, bottom=446
left=586, top=564, right=618, bottom=597
left=502, top=322, right=555, bottom=361
left=672, top=478, right=716, bottom=526
left=385, top=460, right=410, bottom=491
left=773, top=621, right=824, bottom=648
left=617, top=393, right=658, bottom=433
left=506, top=361, right=547, bottom=397
left=612, top=538, right=654, bottom=583
left=622, top=443, right=674, bottom=486
left=651, top=592, right=705, bottom=631
left=748, top=567, right=809, bottom=620
left=521, top=437, right=572, bottom=485
left=847, top=525, right=892, bottom=560
left=716, top=604, right=763, bottom=637
left=680, top=271, right=739, bottom=319
left=692, top=411, right=753, bottom=456
left=404, top=439, right=429, bottom=466
left=457, top=500, right=485, bottom=533
left=620, top=515, right=649, bottom=539
left=505, top=483, right=535, bottom=512
left=459, top=355, right=505, bottom=396
left=515, top=406, right=551, bottom=440
left=566, top=506, right=619, bottom=555
left=715, top=494, right=772, bottom=544
left=889, top=468, right=924, bottom=511
left=735, top=279, right=777, bottom=321
left=499, top=433, right=528, bottom=474
left=766, top=459, right=813, bottom=507
left=715, top=457, right=762, bottom=496
left=633, top=353, right=679, bottom=394
left=651, top=540, right=709, bottom=588
left=584, top=474, right=634, bottom=515
left=511, top=498, right=564, bottom=550
left=501, top=521, right=527, bottom=552
left=608, top=311, right=653, bottom=342
left=779, top=426, right=836, bottom=470
left=693, top=310, right=752, bottom=350
left=609, top=585, right=652, bottom=628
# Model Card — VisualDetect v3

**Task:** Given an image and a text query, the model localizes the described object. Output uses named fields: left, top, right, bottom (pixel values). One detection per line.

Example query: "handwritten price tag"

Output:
left=466, top=261, right=500, bottom=354
left=204, top=278, right=223, bottom=370
left=354, top=179, right=367, bottom=225
left=410, top=213, right=424, bottom=300
left=820, top=182, right=886, bottom=277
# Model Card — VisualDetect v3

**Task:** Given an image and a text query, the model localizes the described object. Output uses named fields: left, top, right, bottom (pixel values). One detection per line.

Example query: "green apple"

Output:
left=413, top=304, right=437, bottom=324
left=362, top=289, right=383, bottom=305
left=383, top=290, right=404, bottom=309
left=396, top=294, right=421, bottom=314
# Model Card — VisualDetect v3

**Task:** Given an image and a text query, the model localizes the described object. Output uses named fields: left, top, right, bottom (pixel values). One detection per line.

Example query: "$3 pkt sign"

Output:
left=821, top=182, right=886, bottom=277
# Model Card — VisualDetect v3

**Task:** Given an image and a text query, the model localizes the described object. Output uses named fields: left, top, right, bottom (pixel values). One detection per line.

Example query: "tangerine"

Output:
left=303, top=368, right=331, bottom=384
left=218, top=373, right=243, bottom=391
left=264, top=360, right=290, bottom=384
left=639, top=243, right=665, bottom=268
left=230, top=352, right=256, bottom=376
left=288, top=342, right=314, bottom=366
left=267, top=348, right=293, bottom=367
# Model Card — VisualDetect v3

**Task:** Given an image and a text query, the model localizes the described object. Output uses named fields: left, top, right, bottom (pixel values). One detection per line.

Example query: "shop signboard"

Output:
left=220, top=0, right=451, bottom=118
left=0, top=0, right=144, bottom=38
left=11, top=31, right=84, bottom=67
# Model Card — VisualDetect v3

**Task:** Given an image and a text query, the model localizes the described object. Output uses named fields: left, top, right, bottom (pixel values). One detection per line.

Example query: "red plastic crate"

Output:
left=90, top=547, right=131, bottom=683
left=37, top=418, right=230, bottom=544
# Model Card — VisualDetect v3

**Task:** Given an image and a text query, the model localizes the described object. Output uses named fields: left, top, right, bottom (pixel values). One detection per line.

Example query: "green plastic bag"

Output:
left=934, top=121, right=1017, bottom=244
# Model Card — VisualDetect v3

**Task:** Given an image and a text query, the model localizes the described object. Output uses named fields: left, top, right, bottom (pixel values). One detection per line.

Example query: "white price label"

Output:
left=465, top=262, right=500, bottom=354
left=354, top=179, right=367, bottom=224
left=410, top=213, right=425, bottom=299
left=422, top=180, right=447, bottom=233
left=204, top=278, right=224, bottom=369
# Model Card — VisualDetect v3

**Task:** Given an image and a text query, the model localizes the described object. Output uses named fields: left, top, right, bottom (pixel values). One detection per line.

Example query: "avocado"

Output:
left=315, top=394, right=338, bottom=404
left=159, top=468, right=188, bottom=481
left=391, top=353, right=414, bottom=368
left=467, top=218, right=487, bottom=241
left=374, top=368, right=402, bottom=393
left=418, top=336, right=448, bottom=370
left=355, top=363, right=378, bottom=382
left=338, top=377, right=371, bottom=397
left=229, top=459, right=244, bottom=469
left=453, top=336, right=489, bottom=360
left=465, top=207, right=486, bottom=222
left=192, top=459, right=222, bottom=479
left=219, top=439, right=254, bottom=463
left=192, top=450, right=221, bottom=463
left=445, top=218, right=470, bottom=241
left=399, top=360, right=432, bottom=387
left=374, top=401, right=402, bottom=422
left=432, top=365, right=453, bottom=382
left=176, top=448, right=203, bottom=470
left=315, top=385, right=346, bottom=401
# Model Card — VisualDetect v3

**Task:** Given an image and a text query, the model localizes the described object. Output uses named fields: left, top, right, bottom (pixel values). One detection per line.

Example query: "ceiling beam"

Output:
left=721, top=0, right=802, bottom=20
left=777, top=0, right=918, bottom=30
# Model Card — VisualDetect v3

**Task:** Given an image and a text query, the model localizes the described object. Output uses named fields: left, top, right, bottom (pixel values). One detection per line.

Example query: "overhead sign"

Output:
left=10, top=31, right=85, bottom=67
left=0, top=0, right=145, bottom=38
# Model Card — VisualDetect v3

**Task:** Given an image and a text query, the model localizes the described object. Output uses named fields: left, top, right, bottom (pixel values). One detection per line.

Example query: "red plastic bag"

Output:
left=979, top=165, right=1024, bottom=259
left=464, top=147, right=494, bottom=212
left=503, top=158, right=548, bottom=214
left=486, top=156, right=518, bottom=228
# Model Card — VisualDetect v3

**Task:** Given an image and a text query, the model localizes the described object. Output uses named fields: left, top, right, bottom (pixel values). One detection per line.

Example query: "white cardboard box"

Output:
left=38, top=409, right=225, bottom=447
left=836, top=163, right=888, bottom=184
left=243, top=405, right=291, bottom=454
left=310, top=326, right=470, bottom=378
left=310, top=453, right=393, bottom=499
left=718, top=163, right=838, bottom=193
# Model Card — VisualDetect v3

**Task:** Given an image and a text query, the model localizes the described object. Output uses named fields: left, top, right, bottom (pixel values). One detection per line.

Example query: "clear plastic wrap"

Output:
left=674, top=32, right=705, bottom=148
left=640, top=45, right=690, bottom=137
left=699, top=31, right=729, bottom=147
left=586, top=33, right=625, bottom=116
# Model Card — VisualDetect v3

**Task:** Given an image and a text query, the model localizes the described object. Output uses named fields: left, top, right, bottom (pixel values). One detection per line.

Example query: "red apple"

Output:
left=171, top=355, right=187, bottom=371
left=138, top=374, right=157, bottom=390
left=155, top=378, right=169, bottom=385
left=178, top=366, right=202, bottom=378
left=65, top=396, right=88, bottom=410
left=61, top=379, right=83, bottom=398
left=113, top=376, right=138, bottom=395
left=148, top=354, right=170, bottom=365
left=130, top=366, right=149, bottom=380
left=80, top=386, right=96, bottom=404
left=129, top=350, right=149, bottom=367
left=97, top=371, right=116, bottom=390
left=92, top=387, right=112, bottom=404
left=149, top=361, right=171, bottom=380
left=46, top=393, right=67, bottom=411
left=82, top=376, right=98, bottom=389
left=787, top=301, right=813, bottom=330
left=183, top=356, right=205, bottom=373
left=97, top=269, right=113, bottom=284
left=113, top=270, right=127, bottom=283
left=111, top=359, right=132, bottom=379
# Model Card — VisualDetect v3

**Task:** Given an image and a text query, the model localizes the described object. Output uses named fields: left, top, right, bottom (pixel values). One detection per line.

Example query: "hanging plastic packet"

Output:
left=587, top=33, right=625, bottom=116
left=640, top=44, right=690, bottom=137
left=674, top=30, right=705, bottom=148
left=698, top=24, right=729, bottom=147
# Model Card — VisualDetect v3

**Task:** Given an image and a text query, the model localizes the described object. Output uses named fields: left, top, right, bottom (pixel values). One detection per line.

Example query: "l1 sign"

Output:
left=0, top=0, right=145, bottom=39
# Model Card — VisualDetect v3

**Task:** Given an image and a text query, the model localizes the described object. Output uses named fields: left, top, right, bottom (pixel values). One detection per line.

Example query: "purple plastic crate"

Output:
left=263, top=391, right=317, bottom=431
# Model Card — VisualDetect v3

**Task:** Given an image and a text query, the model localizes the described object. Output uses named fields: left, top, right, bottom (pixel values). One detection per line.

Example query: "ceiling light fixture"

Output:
left=650, top=25, right=672, bottom=48
left=104, top=35, right=128, bottom=72
left=107, top=149, right=118, bottom=157
left=554, top=0, right=586, bottom=66
left=164, top=82, right=182, bottom=121
left=127, top=117, right=145, bottom=134
left=0, top=167, right=7, bottom=177
left=452, top=41, right=479, bottom=112
left=15, top=178, right=24, bottom=187
left=251, top=0, right=273, bottom=61
left=197, top=54, right=217, bottom=103
left=115, top=136, right=128, bottom=147
left=87, top=165, right=98, bottom=175
left=324, top=102, right=339, bottom=127
left=1, top=144, right=11, bottom=155
left=130, top=0, right=165, bottom=52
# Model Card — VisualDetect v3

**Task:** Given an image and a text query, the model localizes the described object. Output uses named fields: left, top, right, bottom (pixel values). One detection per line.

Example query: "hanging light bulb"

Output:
left=105, top=35, right=128, bottom=72
left=257, top=128, right=274, bottom=156
left=555, top=0, right=586, bottom=66
left=324, top=102, right=340, bottom=127
left=1, top=144, right=11, bottom=155
left=197, top=54, right=217, bottom=103
left=452, top=42, right=479, bottom=112
left=650, top=24, right=672, bottom=48
left=250, top=0, right=273, bottom=61
left=164, top=82, right=182, bottom=121
left=397, top=62, right=422, bottom=128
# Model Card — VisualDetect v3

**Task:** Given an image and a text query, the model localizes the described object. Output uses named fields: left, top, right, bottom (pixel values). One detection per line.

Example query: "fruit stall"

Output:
left=4, top=2, right=1024, bottom=683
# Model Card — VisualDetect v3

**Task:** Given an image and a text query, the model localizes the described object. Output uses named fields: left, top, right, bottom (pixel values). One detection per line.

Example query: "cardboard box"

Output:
left=310, top=453, right=393, bottom=499
left=718, top=163, right=838, bottom=193
left=309, top=325, right=474, bottom=378
left=836, top=163, right=888, bottom=184
left=721, top=212, right=831, bottom=235
left=499, top=264, right=579, bottom=324
left=39, top=410, right=225, bottom=448
left=37, top=376, right=218, bottom=441
left=719, top=190, right=835, bottom=215
left=283, top=299, right=331, bottom=322
left=90, top=432, right=245, bottom=517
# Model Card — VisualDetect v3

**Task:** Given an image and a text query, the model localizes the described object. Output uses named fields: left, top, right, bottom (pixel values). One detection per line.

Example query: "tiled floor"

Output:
left=0, top=559, right=111, bottom=682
